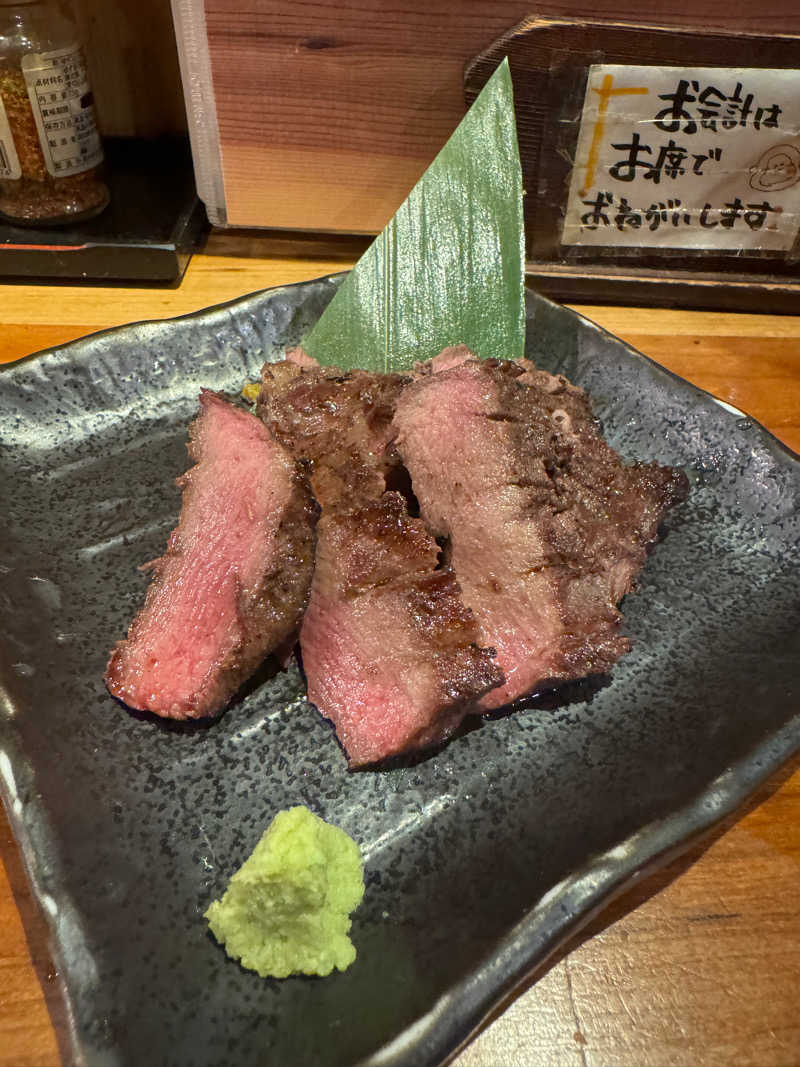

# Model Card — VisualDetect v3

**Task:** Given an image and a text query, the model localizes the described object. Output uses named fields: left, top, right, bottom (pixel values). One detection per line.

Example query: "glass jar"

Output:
left=0, top=0, right=109, bottom=225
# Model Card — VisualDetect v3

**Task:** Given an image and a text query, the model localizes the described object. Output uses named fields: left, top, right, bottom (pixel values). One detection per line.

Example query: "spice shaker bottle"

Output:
left=0, top=0, right=108, bottom=224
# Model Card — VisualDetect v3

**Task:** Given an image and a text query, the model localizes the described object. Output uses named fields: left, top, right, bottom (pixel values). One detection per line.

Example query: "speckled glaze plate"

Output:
left=1, top=278, right=799, bottom=1067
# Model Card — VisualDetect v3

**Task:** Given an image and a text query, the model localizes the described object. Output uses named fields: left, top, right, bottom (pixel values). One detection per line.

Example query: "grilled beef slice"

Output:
left=106, top=390, right=315, bottom=719
left=259, top=362, right=503, bottom=765
left=259, top=361, right=402, bottom=506
left=394, top=357, right=688, bottom=710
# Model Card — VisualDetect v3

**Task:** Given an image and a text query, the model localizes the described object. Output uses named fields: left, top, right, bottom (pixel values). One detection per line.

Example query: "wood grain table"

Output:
left=1, top=244, right=799, bottom=1067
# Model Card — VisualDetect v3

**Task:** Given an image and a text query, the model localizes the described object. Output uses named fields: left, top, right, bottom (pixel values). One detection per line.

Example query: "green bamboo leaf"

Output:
left=301, top=58, right=525, bottom=372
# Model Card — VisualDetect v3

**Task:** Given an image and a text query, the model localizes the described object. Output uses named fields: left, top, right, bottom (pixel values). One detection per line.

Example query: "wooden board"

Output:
left=199, top=0, right=800, bottom=231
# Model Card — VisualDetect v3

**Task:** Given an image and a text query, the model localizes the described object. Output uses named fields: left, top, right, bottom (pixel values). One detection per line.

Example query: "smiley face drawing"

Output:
left=750, top=144, right=800, bottom=192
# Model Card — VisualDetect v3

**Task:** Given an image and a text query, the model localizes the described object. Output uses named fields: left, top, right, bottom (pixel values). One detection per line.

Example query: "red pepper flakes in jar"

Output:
left=0, top=0, right=109, bottom=225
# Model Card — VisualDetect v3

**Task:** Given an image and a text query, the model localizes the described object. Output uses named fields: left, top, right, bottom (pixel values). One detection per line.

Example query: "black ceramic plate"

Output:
left=1, top=279, right=799, bottom=1067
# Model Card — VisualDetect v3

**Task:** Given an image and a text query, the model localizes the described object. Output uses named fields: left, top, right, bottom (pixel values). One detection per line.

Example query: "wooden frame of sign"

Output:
left=465, top=19, right=800, bottom=311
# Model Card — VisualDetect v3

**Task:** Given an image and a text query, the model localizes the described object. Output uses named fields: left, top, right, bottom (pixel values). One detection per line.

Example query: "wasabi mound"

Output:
left=205, top=806, right=364, bottom=978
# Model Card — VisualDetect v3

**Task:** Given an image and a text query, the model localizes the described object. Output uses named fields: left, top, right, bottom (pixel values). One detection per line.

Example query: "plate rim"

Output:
left=3, top=272, right=797, bottom=462
left=366, top=718, right=800, bottom=1067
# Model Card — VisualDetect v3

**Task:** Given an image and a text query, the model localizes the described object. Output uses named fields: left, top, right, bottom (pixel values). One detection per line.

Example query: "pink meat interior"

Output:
left=302, top=586, right=445, bottom=766
left=108, top=391, right=293, bottom=717
left=398, top=369, right=564, bottom=707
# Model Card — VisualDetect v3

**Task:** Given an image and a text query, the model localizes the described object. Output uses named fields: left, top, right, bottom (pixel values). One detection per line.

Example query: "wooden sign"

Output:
left=466, top=19, right=800, bottom=311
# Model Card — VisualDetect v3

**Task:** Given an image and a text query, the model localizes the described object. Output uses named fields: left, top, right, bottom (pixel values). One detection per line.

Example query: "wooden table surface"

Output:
left=1, top=244, right=799, bottom=1067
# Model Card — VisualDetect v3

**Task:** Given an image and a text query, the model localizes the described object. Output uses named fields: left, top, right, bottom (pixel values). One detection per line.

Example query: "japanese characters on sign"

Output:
left=562, top=66, right=800, bottom=252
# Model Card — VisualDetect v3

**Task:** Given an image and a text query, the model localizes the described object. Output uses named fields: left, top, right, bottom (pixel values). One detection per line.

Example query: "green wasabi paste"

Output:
left=204, top=806, right=364, bottom=979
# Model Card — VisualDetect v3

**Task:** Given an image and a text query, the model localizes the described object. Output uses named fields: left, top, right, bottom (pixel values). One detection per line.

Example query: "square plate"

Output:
left=1, top=278, right=799, bottom=1067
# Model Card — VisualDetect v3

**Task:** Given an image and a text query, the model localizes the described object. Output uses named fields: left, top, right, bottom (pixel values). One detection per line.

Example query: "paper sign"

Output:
left=562, top=65, right=800, bottom=252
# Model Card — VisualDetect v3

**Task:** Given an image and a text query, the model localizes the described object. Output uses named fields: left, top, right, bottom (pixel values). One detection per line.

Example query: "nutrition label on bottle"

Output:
left=0, top=97, right=22, bottom=180
left=21, top=45, right=104, bottom=178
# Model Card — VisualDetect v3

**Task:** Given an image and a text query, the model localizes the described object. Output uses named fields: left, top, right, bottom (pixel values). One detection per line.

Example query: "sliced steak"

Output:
left=301, top=493, right=502, bottom=766
left=106, top=390, right=315, bottom=719
left=394, top=357, right=688, bottom=710
left=259, top=361, right=404, bottom=507
left=284, top=346, right=320, bottom=368
left=259, top=362, right=503, bottom=765
left=413, top=344, right=475, bottom=376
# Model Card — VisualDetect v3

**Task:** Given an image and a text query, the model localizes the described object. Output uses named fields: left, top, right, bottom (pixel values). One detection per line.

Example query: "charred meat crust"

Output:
left=302, top=496, right=503, bottom=766
left=258, top=361, right=503, bottom=765
left=258, top=361, right=407, bottom=505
